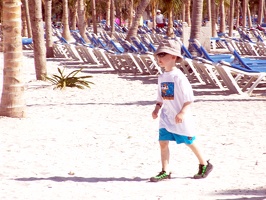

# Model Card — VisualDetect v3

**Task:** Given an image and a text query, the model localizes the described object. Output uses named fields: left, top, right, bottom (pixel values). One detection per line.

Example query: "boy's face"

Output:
left=156, top=52, right=177, bottom=71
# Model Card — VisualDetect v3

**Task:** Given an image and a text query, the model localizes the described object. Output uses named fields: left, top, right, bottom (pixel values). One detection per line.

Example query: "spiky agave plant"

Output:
left=45, top=67, right=94, bottom=89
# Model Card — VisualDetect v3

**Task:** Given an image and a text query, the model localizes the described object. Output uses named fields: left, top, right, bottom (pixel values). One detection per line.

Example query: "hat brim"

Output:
left=154, top=46, right=183, bottom=60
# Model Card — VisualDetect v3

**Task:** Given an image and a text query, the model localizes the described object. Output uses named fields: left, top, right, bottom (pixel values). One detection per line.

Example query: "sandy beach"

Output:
left=1, top=50, right=266, bottom=200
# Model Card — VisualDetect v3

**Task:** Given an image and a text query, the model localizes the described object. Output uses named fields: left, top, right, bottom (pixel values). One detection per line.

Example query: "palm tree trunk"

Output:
left=77, top=0, right=87, bottom=41
left=190, top=0, right=204, bottom=40
left=242, top=0, right=248, bottom=27
left=23, top=0, right=32, bottom=38
left=91, top=0, right=97, bottom=34
left=219, top=0, right=226, bottom=34
left=151, top=1, right=156, bottom=32
left=106, top=0, right=111, bottom=26
left=229, top=0, right=235, bottom=37
left=258, top=0, right=264, bottom=25
left=45, top=0, right=54, bottom=58
left=110, top=0, right=115, bottom=37
left=247, top=2, right=252, bottom=28
left=264, top=2, right=266, bottom=23
left=21, top=2, right=28, bottom=37
left=69, top=0, right=78, bottom=30
left=0, top=0, right=26, bottom=117
left=128, top=0, right=134, bottom=27
left=62, top=0, right=73, bottom=41
left=28, top=0, right=47, bottom=80
left=166, top=1, right=174, bottom=38
left=185, top=0, right=191, bottom=26
left=211, top=0, right=217, bottom=37
left=189, top=0, right=204, bottom=55
left=206, top=0, right=211, bottom=22
left=182, top=4, right=185, bottom=23
left=126, top=0, right=150, bottom=41
left=235, top=0, right=240, bottom=28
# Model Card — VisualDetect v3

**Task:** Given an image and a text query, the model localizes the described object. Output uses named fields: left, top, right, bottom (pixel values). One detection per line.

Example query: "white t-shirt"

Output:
left=156, top=14, right=164, bottom=24
left=156, top=68, right=196, bottom=136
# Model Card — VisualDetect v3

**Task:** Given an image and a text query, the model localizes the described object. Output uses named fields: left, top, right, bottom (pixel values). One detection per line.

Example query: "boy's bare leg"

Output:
left=159, top=141, right=170, bottom=173
left=187, top=142, right=207, bottom=165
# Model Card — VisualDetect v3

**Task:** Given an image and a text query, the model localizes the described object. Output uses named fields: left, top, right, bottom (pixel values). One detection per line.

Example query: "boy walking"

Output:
left=150, top=39, right=213, bottom=182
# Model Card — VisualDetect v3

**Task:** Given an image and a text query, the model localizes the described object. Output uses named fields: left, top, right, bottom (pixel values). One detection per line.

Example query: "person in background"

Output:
left=156, top=10, right=165, bottom=28
left=115, top=16, right=120, bottom=26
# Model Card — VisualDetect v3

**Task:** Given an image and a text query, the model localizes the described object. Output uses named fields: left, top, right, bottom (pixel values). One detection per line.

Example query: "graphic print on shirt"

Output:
left=161, top=82, right=174, bottom=100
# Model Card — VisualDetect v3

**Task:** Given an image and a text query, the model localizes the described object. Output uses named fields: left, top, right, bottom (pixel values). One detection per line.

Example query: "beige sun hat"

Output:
left=157, top=9, right=161, bottom=13
left=154, top=39, right=183, bottom=61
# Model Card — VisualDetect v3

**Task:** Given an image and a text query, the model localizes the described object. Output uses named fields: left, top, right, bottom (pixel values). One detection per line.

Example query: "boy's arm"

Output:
left=175, top=101, right=192, bottom=123
left=152, top=102, right=162, bottom=119
left=179, top=101, right=192, bottom=114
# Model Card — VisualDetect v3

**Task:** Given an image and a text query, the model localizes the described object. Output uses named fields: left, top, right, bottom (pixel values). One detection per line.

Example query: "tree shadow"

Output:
left=214, top=188, right=266, bottom=200
left=46, top=58, right=73, bottom=62
left=14, top=176, right=147, bottom=183
left=216, top=198, right=266, bottom=200
left=61, top=65, right=118, bottom=74
left=22, top=50, right=34, bottom=58
left=27, top=100, right=156, bottom=107
left=192, top=83, right=266, bottom=98
left=117, top=74, right=158, bottom=85
left=194, top=98, right=266, bottom=102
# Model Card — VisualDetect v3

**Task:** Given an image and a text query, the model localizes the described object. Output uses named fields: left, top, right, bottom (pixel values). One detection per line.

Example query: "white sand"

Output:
left=1, top=51, right=266, bottom=200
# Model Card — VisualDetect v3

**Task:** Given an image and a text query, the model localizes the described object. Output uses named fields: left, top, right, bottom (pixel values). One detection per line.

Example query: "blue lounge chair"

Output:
left=223, top=40, right=266, bottom=72
left=190, top=38, right=266, bottom=70
left=85, top=32, right=99, bottom=47
left=189, top=38, right=234, bottom=63
left=117, top=38, right=139, bottom=53
left=91, top=33, right=109, bottom=49
left=71, top=31, right=94, bottom=48
left=250, top=29, right=264, bottom=42
left=140, top=36, right=157, bottom=52
left=216, top=61, right=266, bottom=95
left=130, top=36, right=153, bottom=54
left=22, top=38, right=33, bottom=45
left=237, top=28, right=254, bottom=43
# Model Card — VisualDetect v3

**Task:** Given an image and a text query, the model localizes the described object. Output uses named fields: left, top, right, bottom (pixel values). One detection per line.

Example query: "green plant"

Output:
left=45, top=67, right=94, bottom=89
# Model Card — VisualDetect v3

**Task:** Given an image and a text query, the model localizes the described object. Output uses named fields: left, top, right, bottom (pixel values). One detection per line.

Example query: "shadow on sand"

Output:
left=15, top=176, right=147, bottom=183
left=214, top=188, right=266, bottom=200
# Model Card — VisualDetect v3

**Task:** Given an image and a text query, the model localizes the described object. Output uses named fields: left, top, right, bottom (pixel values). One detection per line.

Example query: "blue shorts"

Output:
left=159, top=128, right=195, bottom=145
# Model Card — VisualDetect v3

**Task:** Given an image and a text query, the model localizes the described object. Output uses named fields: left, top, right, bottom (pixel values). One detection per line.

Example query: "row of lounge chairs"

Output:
left=186, top=37, right=266, bottom=96
left=52, top=29, right=163, bottom=75
left=51, top=27, right=266, bottom=96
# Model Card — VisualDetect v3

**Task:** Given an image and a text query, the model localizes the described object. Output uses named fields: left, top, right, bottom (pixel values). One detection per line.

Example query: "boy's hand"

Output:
left=152, top=102, right=162, bottom=119
left=152, top=110, right=158, bottom=119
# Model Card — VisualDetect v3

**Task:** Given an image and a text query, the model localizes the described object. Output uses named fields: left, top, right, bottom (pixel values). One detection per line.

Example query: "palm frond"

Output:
left=45, top=67, right=94, bottom=90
